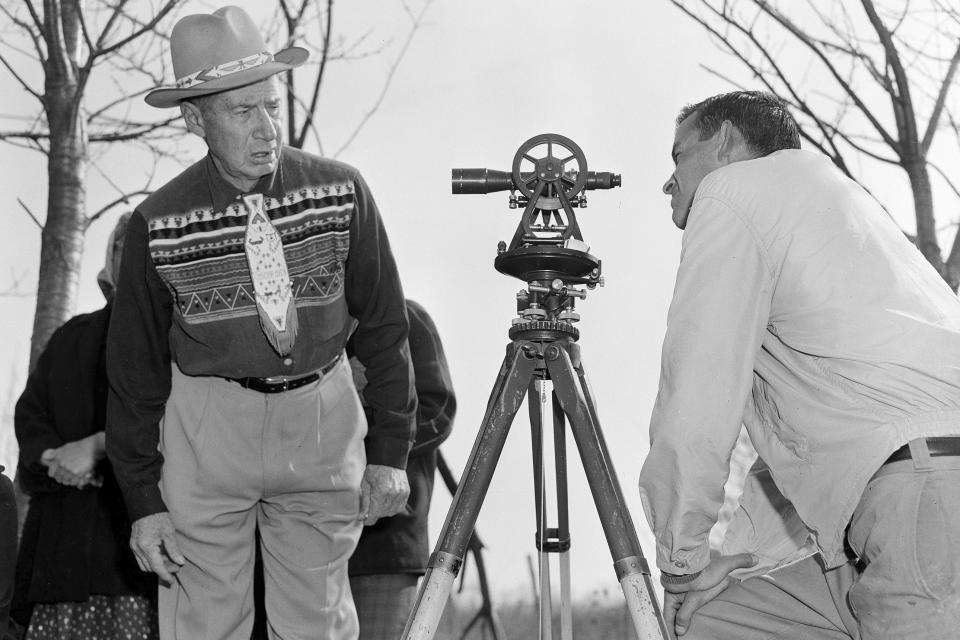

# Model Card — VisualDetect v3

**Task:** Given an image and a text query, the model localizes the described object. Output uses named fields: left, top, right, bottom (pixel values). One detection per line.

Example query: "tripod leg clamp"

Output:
left=427, top=550, right=463, bottom=577
left=614, top=555, right=652, bottom=580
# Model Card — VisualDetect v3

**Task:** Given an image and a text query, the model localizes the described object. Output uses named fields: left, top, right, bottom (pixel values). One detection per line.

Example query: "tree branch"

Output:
left=926, top=159, right=960, bottom=201
left=858, top=0, right=919, bottom=150
left=332, top=0, right=434, bottom=157
left=752, top=0, right=901, bottom=152
left=75, top=0, right=96, bottom=54
left=86, top=189, right=152, bottom=227
left=701, top=63, right=870, bottom=173
left=0, top=50, right=43, bottom=100
left=87, top=115, right=182, bottom=143
left=17, top=198, right=44, bottom=230
left=89, top=0, right=179, bottom=61
left=93, top=0, right=128, bottom=53
left=0, top=130, right=52, bottom=141
left=22, top=0, right=46, bottom=42
left=947, top=223, right=960, bottom=291
left=920, top=40, right=960, bottom=155
left=0, top=135, right=49, bottom=155
left=819, top=123, right=900, bottom=164
left=673, top=0, right=853, bottom=172
left=0, top=265, right=37, bottom=298
left=294, top=0, right=334, bottom=148
left=0, top=2, right=47, bottom=61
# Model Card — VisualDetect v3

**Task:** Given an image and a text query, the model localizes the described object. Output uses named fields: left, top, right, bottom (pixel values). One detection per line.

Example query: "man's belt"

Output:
left=884, top=437, right=960, bottom=465
left=228, top=353, right=342, bottom=394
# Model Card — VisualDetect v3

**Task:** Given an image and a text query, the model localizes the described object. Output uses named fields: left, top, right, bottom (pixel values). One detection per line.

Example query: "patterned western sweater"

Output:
left=106, top=148, right=417, bottom=521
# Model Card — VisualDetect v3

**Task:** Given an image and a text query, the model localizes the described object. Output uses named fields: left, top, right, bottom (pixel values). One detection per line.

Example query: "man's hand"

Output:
left=358, top=464, right=409, bottom=526
left=130, top=512, right=186, bottom=586
left=662, top=553, right=757, bottom=637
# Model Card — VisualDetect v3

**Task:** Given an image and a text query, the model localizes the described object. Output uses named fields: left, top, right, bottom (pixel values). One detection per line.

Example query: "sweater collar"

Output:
left=204, top=150, right=287, bottom=212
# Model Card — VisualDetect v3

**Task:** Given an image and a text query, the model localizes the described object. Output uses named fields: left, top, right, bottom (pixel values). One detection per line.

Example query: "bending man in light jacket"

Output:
left=639, top=90, right=960, bottom=640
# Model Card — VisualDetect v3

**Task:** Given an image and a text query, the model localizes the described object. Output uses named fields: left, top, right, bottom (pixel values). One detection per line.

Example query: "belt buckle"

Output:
left=260, top=376, right=289, bottom=391
left=236, top=353, right=340, bottom=393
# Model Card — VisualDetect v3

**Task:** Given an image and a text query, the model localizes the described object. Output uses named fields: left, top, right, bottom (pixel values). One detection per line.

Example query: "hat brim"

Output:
left=145, top=46, right=308, bottom=108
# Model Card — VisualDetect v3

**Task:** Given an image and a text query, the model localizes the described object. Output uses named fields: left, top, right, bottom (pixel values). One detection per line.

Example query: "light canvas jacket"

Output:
left=638, top=149, right=960, bottom=576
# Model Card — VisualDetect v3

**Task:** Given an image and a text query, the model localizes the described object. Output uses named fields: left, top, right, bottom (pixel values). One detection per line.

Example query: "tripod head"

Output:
left=452, top=133, right=621, bottom=340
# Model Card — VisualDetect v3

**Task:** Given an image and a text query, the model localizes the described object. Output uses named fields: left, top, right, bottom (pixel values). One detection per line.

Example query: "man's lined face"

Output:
left=201, top=76, right=284, bottom=192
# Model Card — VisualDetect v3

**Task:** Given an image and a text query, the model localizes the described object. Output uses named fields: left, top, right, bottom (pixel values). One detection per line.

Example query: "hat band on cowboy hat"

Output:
left=145, top=5, right=307, bottom=109
left=176, top=51, right=274, bottom=89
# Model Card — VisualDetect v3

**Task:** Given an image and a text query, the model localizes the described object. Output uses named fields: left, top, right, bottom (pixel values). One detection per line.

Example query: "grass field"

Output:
left=438, top=592, right=641, bottom=640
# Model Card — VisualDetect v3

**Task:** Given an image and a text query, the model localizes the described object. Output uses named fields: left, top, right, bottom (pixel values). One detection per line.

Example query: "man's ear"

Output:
left=181, top=100, right=206, bottom=138
left=715, top=120, right=750, bottom=165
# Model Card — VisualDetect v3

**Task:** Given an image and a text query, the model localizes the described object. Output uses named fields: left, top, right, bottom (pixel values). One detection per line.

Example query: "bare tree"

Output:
left=270, top=0, right=435, bottom=157
left=670, top=0, right=960, bottom=290
left=0, top=0, right=184, bottom=370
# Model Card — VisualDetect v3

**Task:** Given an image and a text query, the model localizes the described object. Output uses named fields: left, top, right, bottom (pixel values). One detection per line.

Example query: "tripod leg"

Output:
left=551, top=392, right=573, bottom=640
left=401, top=342, right=539, bottom=640
left=544, top=342, right=671, bottom=640
left=528, top=380, right=554, bottom=640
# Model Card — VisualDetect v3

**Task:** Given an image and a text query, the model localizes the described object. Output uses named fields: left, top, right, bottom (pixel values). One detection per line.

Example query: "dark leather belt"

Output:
left=228, top=353, right=341, bottom=394
left=884, top=437, right=960, bottom=465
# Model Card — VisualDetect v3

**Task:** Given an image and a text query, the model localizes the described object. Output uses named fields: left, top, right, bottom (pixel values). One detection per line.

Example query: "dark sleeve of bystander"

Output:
left=0, top=468, right=17, bottom=638
left=13, top=334, right=68, bottom=496
left=406, top=300, right=456, bottom=457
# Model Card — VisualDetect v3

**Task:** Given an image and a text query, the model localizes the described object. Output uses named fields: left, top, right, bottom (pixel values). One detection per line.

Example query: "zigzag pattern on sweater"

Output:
left=149, top=182, right=354, bottom=325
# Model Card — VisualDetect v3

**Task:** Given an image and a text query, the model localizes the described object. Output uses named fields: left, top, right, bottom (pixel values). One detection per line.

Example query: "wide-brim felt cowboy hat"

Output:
left=145, top=5, right=307, bottom=108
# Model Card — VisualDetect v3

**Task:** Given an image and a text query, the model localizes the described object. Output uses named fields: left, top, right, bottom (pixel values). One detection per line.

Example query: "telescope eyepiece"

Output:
left=585, top=172, right=621, bottom=189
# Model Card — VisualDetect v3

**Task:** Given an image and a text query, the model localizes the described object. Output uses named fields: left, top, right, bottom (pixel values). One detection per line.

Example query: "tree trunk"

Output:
left=904, top=158, right=946, bottom=280
left=31, top=118, right=87, bottom=370
left=30, top=0, right=87, bottom=371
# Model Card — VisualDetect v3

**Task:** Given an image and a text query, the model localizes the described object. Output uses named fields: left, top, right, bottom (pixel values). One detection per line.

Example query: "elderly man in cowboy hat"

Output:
left=105, top=5, right=417, bottom=640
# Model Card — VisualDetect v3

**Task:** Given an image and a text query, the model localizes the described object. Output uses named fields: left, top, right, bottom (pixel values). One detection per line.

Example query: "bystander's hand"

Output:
left=54, top=432, right=105, bottom=474
left=358, top=463, right=410, bottom=526
left=131, top=512, right=186, bottom=586
left=41, top=449, right=82, bottom=487
left=40, top=434, right=106, bottom=489
left=661, top=552, right=758, bottom=637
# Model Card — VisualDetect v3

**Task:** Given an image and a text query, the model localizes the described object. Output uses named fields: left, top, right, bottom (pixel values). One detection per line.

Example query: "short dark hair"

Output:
left=677, top=91, right=800, bottom=157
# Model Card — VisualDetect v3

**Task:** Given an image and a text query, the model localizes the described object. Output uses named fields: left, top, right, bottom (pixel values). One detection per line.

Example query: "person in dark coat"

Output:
left=12, top=214, right=158, bottom=640
left=0, top=467, right=16, bottom=638
left=348, top=299, right=456, bottom=640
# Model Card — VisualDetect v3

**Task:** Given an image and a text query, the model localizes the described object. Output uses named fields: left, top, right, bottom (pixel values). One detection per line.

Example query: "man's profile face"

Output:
left=192, top=76, right=284, bottom=192
left=662, top=113, right=719, bottom=230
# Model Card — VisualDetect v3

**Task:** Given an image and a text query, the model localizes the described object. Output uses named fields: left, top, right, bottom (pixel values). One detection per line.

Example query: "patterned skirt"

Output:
left=26, top=595, right=158, bottom=640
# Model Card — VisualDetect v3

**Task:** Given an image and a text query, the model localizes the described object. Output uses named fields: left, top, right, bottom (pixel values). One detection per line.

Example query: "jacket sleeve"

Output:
left=105, top=210, right=174, bottom=521
left=343, top=172, right=417, bottom=469
left=637, top=192, right=774, bottom=576
left=14, top=333, right=66, bottom=495
left=0, top=470, right=16, bottom=627
left=406, top=300, right=456, bottom=457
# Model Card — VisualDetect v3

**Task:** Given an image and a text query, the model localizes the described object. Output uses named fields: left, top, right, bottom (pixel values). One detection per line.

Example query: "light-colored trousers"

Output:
left=158, top=358, right=366, bottom=640
left=684, top=439, right=960, bottom=640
